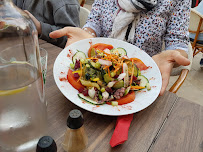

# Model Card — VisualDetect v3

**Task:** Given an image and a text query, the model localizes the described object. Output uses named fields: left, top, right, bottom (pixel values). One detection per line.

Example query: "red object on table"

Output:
left=196, top=0, right=199, bottom=6
left=110, top=114, right=134, bottom=147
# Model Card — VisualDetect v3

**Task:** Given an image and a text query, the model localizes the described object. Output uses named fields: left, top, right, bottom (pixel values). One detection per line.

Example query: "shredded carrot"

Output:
left=130, top=60, right=134, bottom=86
left=120, top=60, right=124, bottom=67
left=86, top=57, right=98, bottom=60
left=130, top=58, right=140, bottom=61
left=130, top=86, right=145, bottom=90
left=85, top=49, right=136, bottom=83
left=108, top=67, right=110, bottom=77
left=125, top=61, right=130, bottom=65
left=113, top=67, right=120, bottom=73
left=103, top=65, right=109, bottom=70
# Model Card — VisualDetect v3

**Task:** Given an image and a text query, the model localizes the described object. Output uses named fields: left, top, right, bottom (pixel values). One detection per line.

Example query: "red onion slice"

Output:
left=117, top=73, right=126, bottom=81
left=98, top=59, right=112, bottom=66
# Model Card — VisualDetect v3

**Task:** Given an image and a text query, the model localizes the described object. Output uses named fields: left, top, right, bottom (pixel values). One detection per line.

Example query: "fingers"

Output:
left=49, top=27, right=76, bottom=39
left=172, top=51, right=190, bottom=66
left=65, top=40, right=73, bottom=47
left=49, top=28, right=69, bottom=39
left=24, top=10, right=34, bottom=19
left=24, top=10, right=29, bottom=15
left=154, top=50, right=190, bottom=96
left=160, top=73, right=170, bottom=96
left=65, top=41, right=69, bottom=48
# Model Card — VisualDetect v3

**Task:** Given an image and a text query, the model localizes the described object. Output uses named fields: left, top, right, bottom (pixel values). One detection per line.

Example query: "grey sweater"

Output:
left=13, top=0, right=80, bottom=48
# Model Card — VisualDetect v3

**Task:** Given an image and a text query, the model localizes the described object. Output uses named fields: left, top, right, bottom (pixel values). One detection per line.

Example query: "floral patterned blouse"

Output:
left=83, top=0, right=191, bottom=56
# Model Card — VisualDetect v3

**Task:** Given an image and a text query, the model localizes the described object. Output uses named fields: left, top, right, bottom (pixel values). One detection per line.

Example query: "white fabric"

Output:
left=109, top=0, right=157, bottom=43
left=109, top=0, right=142, bottom=42
left=109, top=11, right=138, bottom=43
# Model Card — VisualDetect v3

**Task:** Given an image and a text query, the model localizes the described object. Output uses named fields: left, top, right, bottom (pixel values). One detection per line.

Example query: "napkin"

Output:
left=110, top=114, right=134, bottom=147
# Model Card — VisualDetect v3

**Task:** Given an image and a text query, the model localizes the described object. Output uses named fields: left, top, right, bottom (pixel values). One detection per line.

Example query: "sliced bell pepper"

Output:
left=80, top=79, right=100, bottom=90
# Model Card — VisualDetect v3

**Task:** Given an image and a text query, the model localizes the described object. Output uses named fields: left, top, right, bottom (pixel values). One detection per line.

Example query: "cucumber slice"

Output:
left=90, top=48, right=96, bottom=57
left=111, top=101, right=118, bottom=106
left=103, top=73, right=114, bottom=84
left=72, top=51, right=87, bottom=64
left=78, top=93, right=104, bottom=105
left=127, top=62, right=138, bottom=77
left=146, top=83, right=151, bottom=91
left=138, top=75, right=149, bottom=87
left=111, top=48, right=127, bottom=56
left=124, top=86, right=131, bottom=96
left=133, top=64, right=138, bottom=77
left=88, top=61, right=100, bottom=71
left=113, top=80, right=124, bottom=89
left=138, top=69, right=141, bottom=76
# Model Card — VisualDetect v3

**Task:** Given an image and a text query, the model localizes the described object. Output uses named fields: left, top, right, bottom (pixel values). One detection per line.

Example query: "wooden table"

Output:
left=39, top=40, right=203, bottom=152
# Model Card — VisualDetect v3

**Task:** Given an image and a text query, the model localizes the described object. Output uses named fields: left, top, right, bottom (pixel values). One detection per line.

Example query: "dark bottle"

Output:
left=36, top=136, right=57, bottom=152
left=62, top=109, right=88, bottom=152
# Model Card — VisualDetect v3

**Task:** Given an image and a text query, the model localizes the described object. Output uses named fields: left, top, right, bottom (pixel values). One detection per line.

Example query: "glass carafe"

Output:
left=0, top=0, right=48, bottom=151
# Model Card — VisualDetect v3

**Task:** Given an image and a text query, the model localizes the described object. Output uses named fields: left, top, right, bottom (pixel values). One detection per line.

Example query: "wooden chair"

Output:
left=189, top=8, right=203, bottom=56
left=79, top=6, right=90, bottom=28
left=78, top=0, right=86, bottom=7
left=168, top=7, right=203, bottom=93
left=169, top=43, right=193, bottom=93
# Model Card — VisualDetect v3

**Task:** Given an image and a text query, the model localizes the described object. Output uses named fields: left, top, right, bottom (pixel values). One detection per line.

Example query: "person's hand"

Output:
left=152, top=50, right=190, bottom=96
left=24, top=10, right=41, bottom=35
left=49, top=27, right=94, bottom=47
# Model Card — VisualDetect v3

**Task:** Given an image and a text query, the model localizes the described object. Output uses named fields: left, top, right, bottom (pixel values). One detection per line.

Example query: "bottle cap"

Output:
left=36, top=136, right=57, bottom=152
left=67, top=109, right=84, bottom=129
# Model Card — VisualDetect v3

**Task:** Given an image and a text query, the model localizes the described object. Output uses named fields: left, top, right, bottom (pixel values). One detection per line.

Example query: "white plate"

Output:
left=53, top=38, right=162, bottom=116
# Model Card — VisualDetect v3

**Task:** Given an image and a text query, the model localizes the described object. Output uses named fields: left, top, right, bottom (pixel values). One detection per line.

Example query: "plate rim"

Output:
left=53, top=37, right=162, bottom=116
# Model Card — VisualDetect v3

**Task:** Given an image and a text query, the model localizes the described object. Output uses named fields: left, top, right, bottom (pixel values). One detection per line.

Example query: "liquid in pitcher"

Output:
left=0, top=63, right=47, bottom=152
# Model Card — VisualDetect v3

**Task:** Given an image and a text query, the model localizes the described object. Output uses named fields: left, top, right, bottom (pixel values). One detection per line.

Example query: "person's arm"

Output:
left=164, top=0, right=191, bottom=55
left=50, top=0, right=103, bottom=47
left=12, top=0, right=23, bottom=8
left=40, top=4, right=80, bottom=48
left=152, top=50, right=190, bottom=95
left=152, top=0, right=191, bottom=95
left=25, top=4, right=80, bottom=48
left=82, top=0, right=103, bottom=37
left=50, top=27, right=94, bottom=47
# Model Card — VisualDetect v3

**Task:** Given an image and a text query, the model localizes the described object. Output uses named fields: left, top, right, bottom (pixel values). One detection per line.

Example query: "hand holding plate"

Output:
left=152, top=50, right=190, bottom=95
left=49, top=27, right=94, bottom=47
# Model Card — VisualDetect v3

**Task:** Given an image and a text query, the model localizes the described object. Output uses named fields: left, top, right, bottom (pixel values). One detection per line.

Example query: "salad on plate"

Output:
left=67, top=43, right=151, bottom=106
